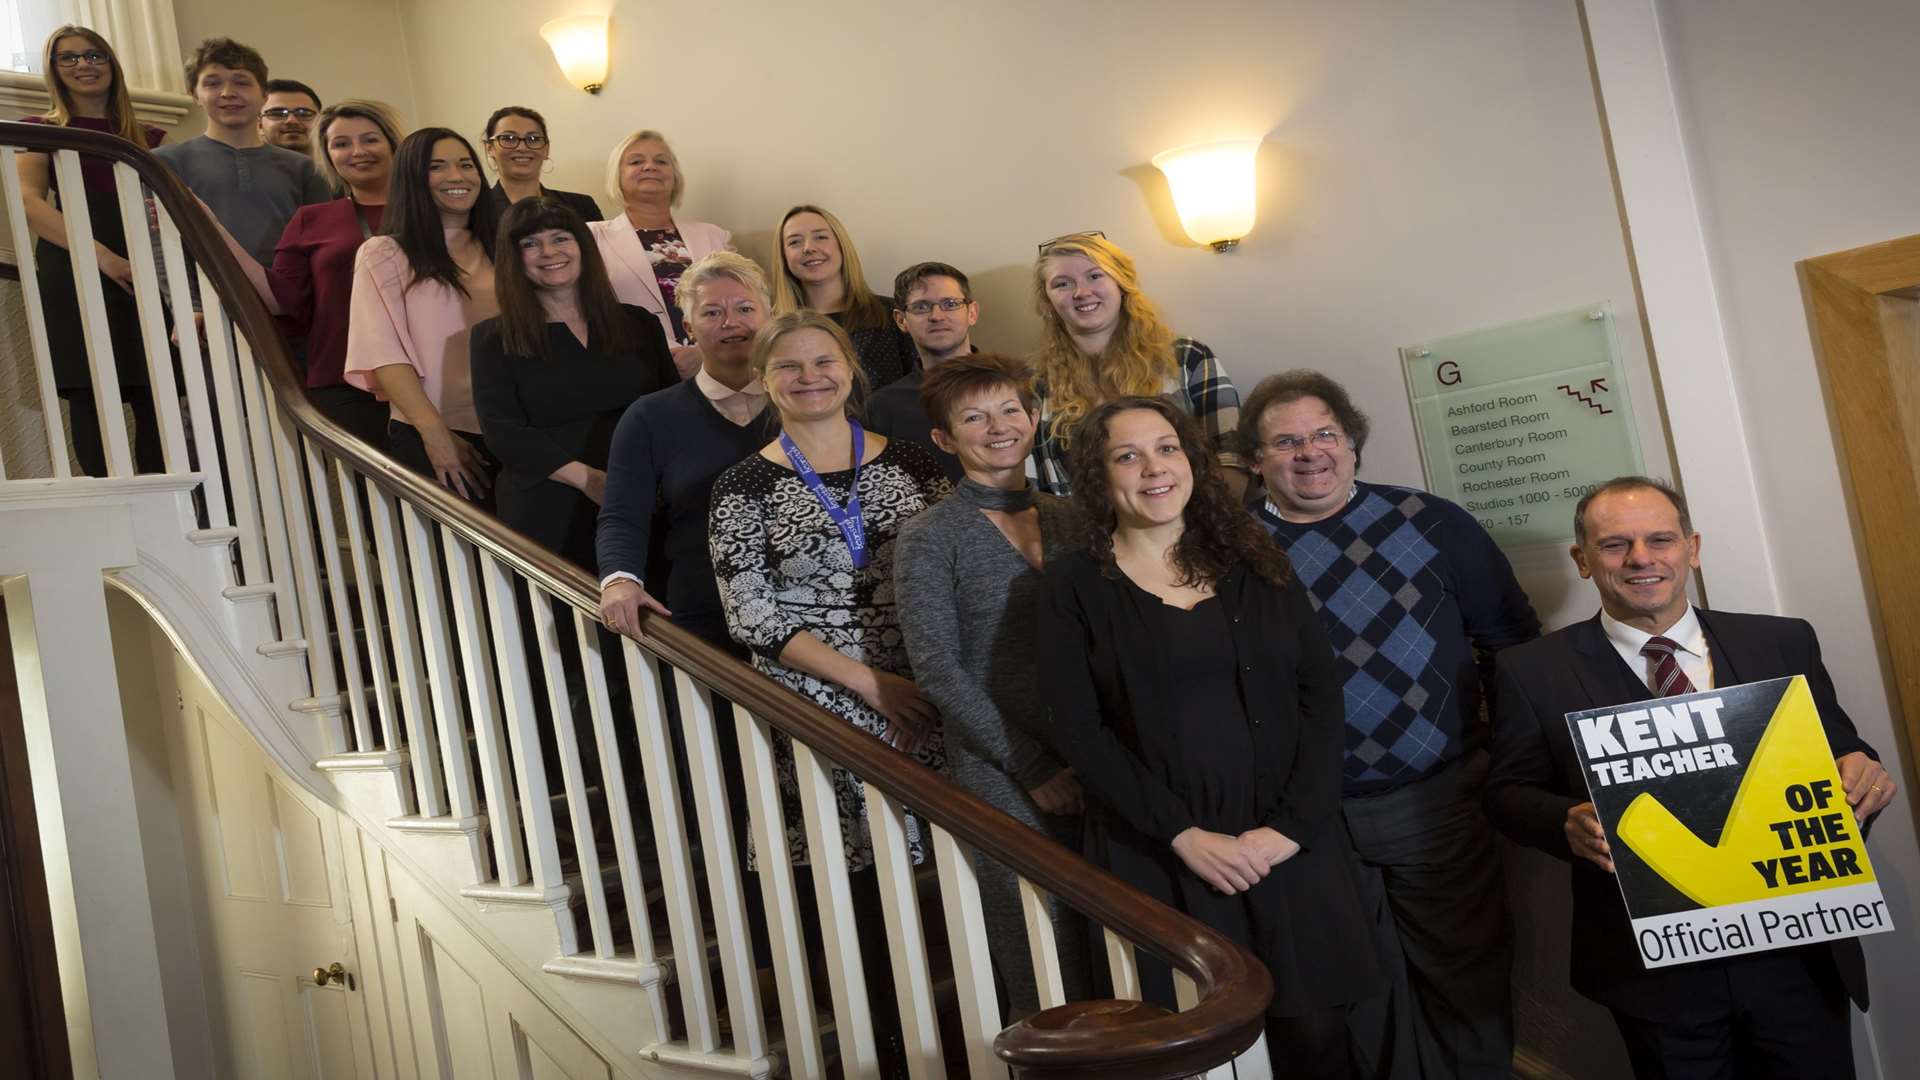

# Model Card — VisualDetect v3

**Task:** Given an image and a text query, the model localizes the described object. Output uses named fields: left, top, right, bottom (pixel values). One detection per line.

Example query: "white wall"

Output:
left=1655, top=0, right=1920, bottom=1070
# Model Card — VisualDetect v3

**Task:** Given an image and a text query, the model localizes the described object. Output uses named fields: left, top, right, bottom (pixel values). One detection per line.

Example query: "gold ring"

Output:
left=1870, top=784, right=1881, bottom=792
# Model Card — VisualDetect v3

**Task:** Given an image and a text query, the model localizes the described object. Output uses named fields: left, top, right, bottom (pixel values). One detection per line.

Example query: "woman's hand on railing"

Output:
left=857, top=668, right=938, bottom=752
left=1237, top=826, right=1301, bottom=869
left=1172, top=827, right=1270, bottom=895
left=599, top=578, right=670, bottom=637
left=424, top=427, right=492, bottom=501
left=1028, top=767, right=1084, bottom=815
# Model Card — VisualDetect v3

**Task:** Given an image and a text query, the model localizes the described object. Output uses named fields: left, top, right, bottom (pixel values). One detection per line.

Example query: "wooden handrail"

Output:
left=0, top=120, right=1271, bottom=1077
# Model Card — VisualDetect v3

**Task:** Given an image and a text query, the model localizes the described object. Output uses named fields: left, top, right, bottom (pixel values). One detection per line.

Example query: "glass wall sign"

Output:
left=1401, top=303, right=1646, bottom=547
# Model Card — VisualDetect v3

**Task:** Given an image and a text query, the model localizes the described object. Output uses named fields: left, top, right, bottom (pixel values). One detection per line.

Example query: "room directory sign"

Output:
left=1401, top=303, right=1646, bottom=547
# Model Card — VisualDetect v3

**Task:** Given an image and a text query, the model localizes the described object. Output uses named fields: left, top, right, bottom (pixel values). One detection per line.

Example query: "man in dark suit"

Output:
left=1486, top=475, right=1897, bottom=1078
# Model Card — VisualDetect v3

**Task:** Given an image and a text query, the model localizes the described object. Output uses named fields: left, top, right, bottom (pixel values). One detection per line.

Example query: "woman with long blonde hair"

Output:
left=772, top=204, right=918, bottom=387
left=14, top=25, right=167, bottom=475
left=1028, top=231, right=1247, bottom=497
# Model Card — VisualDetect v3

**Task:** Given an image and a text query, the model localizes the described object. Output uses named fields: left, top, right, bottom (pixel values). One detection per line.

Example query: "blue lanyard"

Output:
left=780, top=420, right=869, bottom=569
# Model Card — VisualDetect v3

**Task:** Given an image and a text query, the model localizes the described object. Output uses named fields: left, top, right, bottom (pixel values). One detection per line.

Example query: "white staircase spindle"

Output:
left=734, top=709, right=821, bottom=1077
left=531, top=586, right=613, bottom=957
left=622, top=649, right=717, bottom=1052
left=931, top=826, right=1002, bottom=1080
left=443, top=529, right=525, bottom=884
left=154, top=209, right=223, bottom=521
left=198, top=276, right=268, bottom=578
left=398, top=504, right=477, bottom=827
left=1104, top=927, right=1142, bottom=1001
left=335, top=464, right=400, bottom=753
left=110, top=163, right=188, bottom=471
left=232, top=335, right=300, bottom=636
left=1020, top=878, right=1067, bottom=1011
left=266, top=410, right=338, bottom=738
left=865, top=785, right=944, bottom=1079
left=366, top=480, right=444, bottom=816
left=670, top=671, right=765, bottom=1061
left=0, top=146, right=72, bottom=479
left=790, top=740, right=877, bottom=1075
left=51, top=149, right=132, bottom=477
left=301, top=443, right=373, bottom=750
left=479, top=555, right=567, bottom=906
left=569, top=610, right=656, bottom=961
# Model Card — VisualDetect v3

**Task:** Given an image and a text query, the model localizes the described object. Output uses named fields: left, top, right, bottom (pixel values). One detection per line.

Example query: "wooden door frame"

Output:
left=1798, top=235, right=1920, bottom=784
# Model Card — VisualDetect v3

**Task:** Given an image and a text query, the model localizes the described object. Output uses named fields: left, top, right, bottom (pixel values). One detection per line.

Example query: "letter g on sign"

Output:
left=1438, top=360, right=1462, bottom=386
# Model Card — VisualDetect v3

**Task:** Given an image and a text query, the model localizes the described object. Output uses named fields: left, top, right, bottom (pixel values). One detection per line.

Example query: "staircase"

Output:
left=0, top=120, right=1274, bottom=1079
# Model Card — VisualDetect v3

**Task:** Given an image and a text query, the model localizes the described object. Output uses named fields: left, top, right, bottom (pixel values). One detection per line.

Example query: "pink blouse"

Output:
left=343, top=231, right=496, bottom=433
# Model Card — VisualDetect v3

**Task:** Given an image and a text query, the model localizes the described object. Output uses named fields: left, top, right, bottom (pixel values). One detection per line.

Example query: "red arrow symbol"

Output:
left=1589, top=377, right=1609, bottom=394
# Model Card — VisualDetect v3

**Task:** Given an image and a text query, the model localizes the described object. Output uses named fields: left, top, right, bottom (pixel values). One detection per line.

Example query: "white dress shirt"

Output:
left=1600, top=604, right=1716, bottom=694
left=694, top=367, right=768, bottom=427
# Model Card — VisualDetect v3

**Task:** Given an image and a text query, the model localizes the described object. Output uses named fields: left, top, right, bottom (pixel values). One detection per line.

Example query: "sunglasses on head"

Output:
left=1037, top=230, right=1106, bottom=256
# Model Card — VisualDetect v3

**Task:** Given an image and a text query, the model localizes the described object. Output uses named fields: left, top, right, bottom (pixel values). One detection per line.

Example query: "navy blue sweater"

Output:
left=1256, top=482, right=1541, bottom=795
left=596, top=378, right=776, bottom=648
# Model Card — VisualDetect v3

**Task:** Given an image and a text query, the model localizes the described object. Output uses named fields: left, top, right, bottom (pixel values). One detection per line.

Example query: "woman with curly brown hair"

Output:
left=1031, top=395, right=1389, bottom=1076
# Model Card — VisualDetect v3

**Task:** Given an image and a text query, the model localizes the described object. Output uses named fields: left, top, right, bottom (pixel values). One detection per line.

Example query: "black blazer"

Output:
left=1486, top=608, right=1877, bottom=1018
left=482, top=182, right=602, bottom=231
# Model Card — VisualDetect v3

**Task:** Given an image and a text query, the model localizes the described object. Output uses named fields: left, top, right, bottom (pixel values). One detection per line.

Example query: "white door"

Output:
left=154, top=642, right=377, bottom=1080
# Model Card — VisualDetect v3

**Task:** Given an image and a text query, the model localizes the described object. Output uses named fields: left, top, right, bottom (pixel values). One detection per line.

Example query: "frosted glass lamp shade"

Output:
left=541, top=15, right=610, bottom=93
left=1151, top=139, right=1262, bottom=251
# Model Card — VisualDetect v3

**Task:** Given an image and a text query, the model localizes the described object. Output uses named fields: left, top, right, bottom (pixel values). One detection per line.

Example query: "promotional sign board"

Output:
left=1402, top=304, right=1645, bottom=548
left=1567, top=675, right=1893, bottom=969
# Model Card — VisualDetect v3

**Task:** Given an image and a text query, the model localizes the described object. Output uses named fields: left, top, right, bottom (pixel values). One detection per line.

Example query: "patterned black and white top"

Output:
left=709, top=436, right=953, bottom=870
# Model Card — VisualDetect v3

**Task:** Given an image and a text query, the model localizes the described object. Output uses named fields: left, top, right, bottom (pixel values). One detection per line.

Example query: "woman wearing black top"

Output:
left=478, top=106, right=601, bottom=223
left=1036, top=395, right=1386, bottom=1076
left=472, top=197, right=675, bottom=568
left=772, top=204, right=917, bottom=387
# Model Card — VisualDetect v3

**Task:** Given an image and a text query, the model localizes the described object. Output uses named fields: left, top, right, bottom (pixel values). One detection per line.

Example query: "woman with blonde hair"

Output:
left=587, top=128, right=729, bottom=376
left=773, top=204, right=917, bottom=388
left=14, top=25, right=167, bottom=475
left=1028, top=231, right=1247, bottom=497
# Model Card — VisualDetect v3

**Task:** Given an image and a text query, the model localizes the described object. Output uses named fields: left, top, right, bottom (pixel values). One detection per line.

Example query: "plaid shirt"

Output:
left=1029, top=337, right=1244, bottom=495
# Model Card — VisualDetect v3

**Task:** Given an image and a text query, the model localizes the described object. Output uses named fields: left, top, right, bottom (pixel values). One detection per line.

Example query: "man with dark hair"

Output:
left=156, top=39, right=330, bottom=267
left=1245, top=368, right=1539, bottom=1079
left=865, top=261, right=980, bottom=481
left=1487, top=476, right=1895, bottom=1078
left=260, top=78, right=321, bottom=154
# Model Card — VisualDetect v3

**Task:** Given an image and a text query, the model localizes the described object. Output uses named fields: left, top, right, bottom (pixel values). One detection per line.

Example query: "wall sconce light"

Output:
left=1151, top=138, right=1263, bottom=252
left=540, top=15, right=611, bottom=94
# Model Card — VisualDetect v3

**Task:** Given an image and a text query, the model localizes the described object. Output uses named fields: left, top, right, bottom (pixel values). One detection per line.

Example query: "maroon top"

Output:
left=18, top=114, right=166, bottom=191
left=268, top=197, right=386, bottom=389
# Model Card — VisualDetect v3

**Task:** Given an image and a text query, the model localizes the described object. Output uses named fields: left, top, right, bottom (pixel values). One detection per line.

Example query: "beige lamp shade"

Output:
left=540, top=15, right=610, bottom=93
left=1151, top=138, right=1263, bottom=251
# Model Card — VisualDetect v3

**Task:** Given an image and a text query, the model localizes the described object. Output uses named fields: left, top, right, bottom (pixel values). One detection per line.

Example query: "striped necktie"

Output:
left=1641, top=635, right=1696, bottom=697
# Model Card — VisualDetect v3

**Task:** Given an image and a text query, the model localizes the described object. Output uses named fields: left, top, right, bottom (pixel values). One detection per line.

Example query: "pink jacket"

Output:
left=588, top=215, right=731, bottom=344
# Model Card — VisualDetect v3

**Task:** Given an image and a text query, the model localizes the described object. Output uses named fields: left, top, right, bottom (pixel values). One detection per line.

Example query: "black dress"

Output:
left=470, top=304, right=676, bottom=568
left=1034, top=552, right=1385, bottom=1017
left=829, top=304, right=917, bottom=389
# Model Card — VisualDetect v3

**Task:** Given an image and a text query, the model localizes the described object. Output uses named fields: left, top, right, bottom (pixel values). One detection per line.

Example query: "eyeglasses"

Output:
left=262, top=107, right=318, bottom=121
left=902, top=297, right=973, bottom=316
left=486, top=132, right=548, bottom=150
left=1266, top=429, right=1345, bottom=453
left=53, top=50, right=110, bottom=68
left=1038, top=229, right=1105, bottom=256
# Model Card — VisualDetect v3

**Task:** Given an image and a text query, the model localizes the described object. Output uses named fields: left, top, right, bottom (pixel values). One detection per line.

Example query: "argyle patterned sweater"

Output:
left=1256, top=482, right=1541, bottom=795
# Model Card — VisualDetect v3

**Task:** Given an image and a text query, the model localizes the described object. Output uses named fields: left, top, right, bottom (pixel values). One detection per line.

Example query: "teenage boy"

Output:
left=156, top=39, right=330, bottom=267
left=866, top=261, right=979, bottom=481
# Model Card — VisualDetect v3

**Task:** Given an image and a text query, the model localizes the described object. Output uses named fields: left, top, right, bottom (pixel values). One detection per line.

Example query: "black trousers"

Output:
left=386, top=419, right=499, bottom=514
left=1610, top=948, right=1853, bottom=1080
left=62, top=385, right=165, bottom=476
left=308, top=383, right=392, bottom=452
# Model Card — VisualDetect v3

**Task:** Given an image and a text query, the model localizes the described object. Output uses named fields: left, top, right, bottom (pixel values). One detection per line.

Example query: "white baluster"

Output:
left=734, top=709, right=819, bottom=1076
left=621, top=648, right=717, bottom=1052
left=1020, top=878, right=1066, bottom=1010
left=197, top=275, right=267, bottom=577
left=569, top=610, right=655, bottom=958
left=399, top=503, right=477, bottom=828
left=336, top=464, right=399, bottom=751
left=1174, top=973, right=1258, bottom=1080
left=267, top=412, right=338, bottom=741
left=789, top=740, right=876, bottom=1074
left=0, top=146, right=71, bottom=479
left=670, top=671, right=764, bottom=1060
left=302, top=443, right=372, bottom=750
left=109, top=163, right=187, bottom=471
left=50, top=149, right=130, bottom=476
left=530, top=587, right=612, bottom=956
left=232, top=336, right=299, bottom=635
left=1104, top=927, right=1141, bottom=1001
left=931, top=826, right=1001, bottom=1080
left=865, top=785, right=943, bottom=1078
left=365, top=480, right=443, bottom=816
left=153, top=208, right=222, bottom=521
left=479, top=555, right=566, bottom=904
left=442, top=528, right=524, bottom=883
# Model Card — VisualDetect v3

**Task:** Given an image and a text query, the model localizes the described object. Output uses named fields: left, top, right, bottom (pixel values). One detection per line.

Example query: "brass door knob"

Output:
left=312, top=962, right=354, bottom=990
